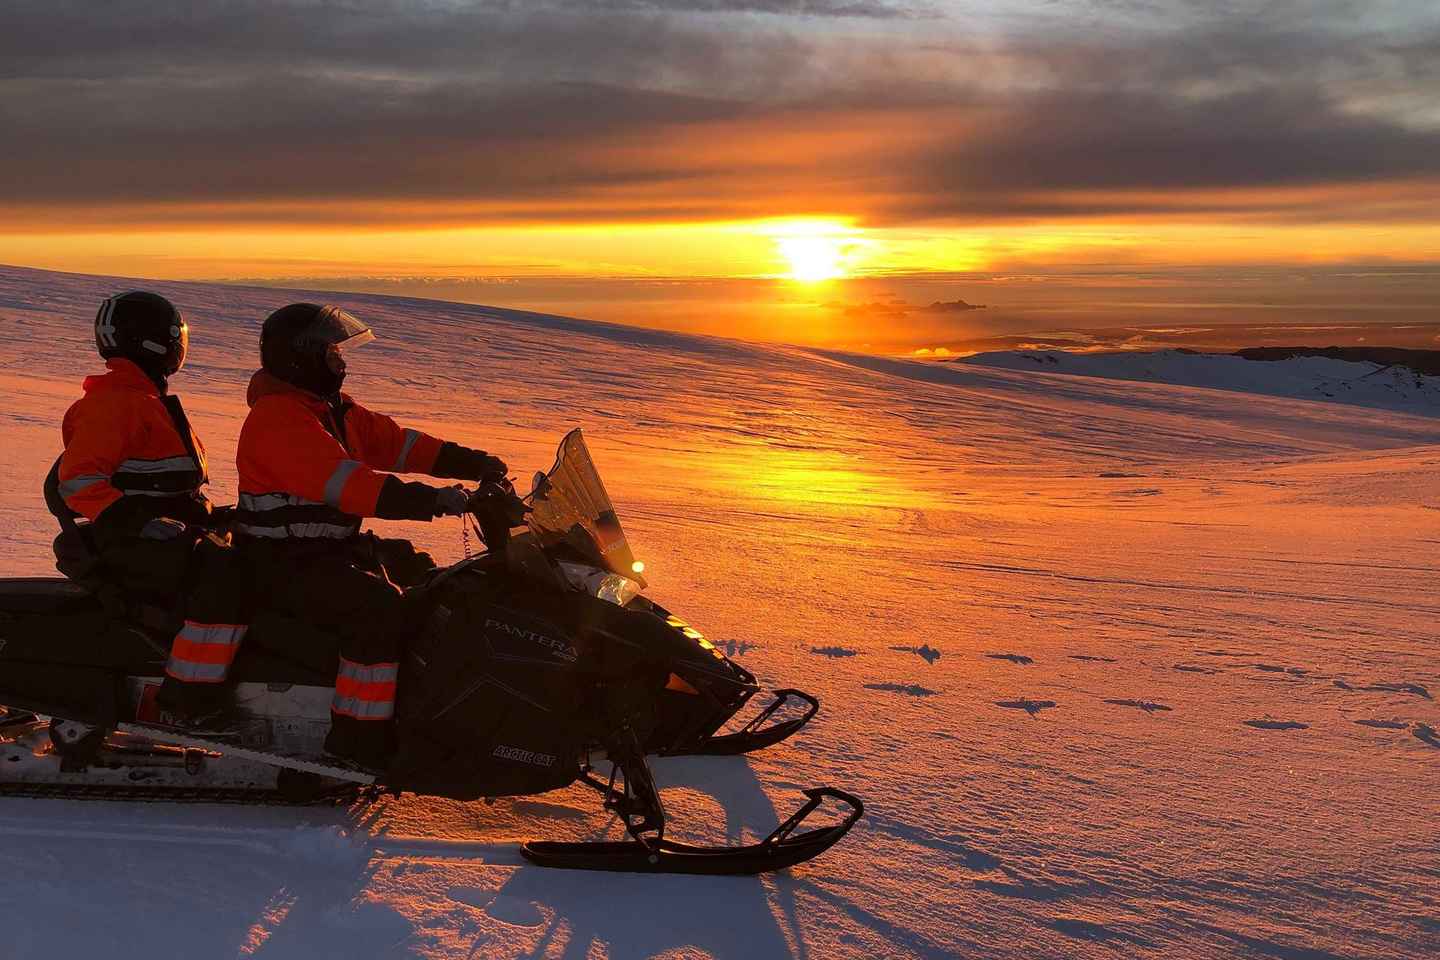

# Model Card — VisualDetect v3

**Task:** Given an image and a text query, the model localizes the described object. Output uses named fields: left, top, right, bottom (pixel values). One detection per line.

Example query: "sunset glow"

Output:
left=0, top=2, right=1436, bottom=348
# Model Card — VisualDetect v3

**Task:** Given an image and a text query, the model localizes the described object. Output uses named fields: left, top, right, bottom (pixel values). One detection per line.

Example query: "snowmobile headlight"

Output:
left=558, top=561, right=642, bottom=607
left=593, top=574, right=642, bottom=607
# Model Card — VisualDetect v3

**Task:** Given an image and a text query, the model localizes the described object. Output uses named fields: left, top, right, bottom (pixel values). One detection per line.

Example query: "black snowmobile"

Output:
left=0, top=429, right=861, bottom=875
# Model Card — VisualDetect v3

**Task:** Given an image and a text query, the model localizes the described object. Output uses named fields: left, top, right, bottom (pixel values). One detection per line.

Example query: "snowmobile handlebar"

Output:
left=465, top=478, right=531, bottom=551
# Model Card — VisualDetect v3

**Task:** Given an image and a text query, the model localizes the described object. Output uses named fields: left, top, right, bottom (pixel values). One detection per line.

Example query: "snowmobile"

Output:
left=0, top=429, right=861, bottom=875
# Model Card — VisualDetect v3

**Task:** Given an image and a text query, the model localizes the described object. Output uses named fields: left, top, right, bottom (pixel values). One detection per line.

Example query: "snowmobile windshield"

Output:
left=528, top=429, right=646, bottom=587
left=297, top=305, right=374, bottom=353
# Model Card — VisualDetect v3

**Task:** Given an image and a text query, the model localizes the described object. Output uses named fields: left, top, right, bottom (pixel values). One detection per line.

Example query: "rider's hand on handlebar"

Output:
left=433, top=484, right=471, bottom=517
left=478, top=455, right=508, bottom=483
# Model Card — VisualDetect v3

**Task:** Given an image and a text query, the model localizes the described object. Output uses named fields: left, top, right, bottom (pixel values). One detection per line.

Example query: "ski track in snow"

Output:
left=2, top=264, right=1440, bottom=959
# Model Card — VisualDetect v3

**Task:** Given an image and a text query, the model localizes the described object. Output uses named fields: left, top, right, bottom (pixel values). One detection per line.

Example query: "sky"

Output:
left=2, top=0, right=1439, bottom=347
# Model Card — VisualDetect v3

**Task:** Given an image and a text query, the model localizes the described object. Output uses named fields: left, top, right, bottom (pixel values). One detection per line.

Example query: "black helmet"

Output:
left=260, top=302, right=374, bottom=397
left=95, top=291, right=188, bottom=378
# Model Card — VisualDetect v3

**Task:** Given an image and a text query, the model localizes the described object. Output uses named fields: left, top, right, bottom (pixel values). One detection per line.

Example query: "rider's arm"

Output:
left=344, top=402, right=505, bottom=481
left=58, top=394, right=135, bottom=524
left=342, top=402, right=444, bottom=475
left=374, top=476, right=449, bottom=520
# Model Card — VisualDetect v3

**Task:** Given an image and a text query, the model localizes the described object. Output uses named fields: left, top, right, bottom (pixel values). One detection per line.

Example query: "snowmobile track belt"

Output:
left=0, top=780, right=364, bottom=807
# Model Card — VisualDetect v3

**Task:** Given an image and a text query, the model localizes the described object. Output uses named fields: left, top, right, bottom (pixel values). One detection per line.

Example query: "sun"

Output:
left=778, top=234, right=847, bottom=282
left=758, top=220, right=859, bottom=282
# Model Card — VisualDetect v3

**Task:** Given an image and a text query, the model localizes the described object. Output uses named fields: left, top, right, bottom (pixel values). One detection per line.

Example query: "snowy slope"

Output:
left=961, top=348, right=1440, bottom=416
left=2, top=263, right=1439, bottom=960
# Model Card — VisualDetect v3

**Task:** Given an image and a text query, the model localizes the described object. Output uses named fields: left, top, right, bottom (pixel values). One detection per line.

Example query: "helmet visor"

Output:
left=170, top=317, right=189, bottom=374
left=296, top=305, right=374, bottom=353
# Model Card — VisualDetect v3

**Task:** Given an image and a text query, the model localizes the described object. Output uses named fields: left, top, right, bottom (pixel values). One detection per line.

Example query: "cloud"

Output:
left=893, top=86, right=1440, bottom=221
left=1, top=1, right=1438, bottom=229
left=525, top=0, right=928, bottom=15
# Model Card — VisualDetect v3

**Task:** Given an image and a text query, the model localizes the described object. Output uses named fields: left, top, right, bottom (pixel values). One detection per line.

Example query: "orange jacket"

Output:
left=235, top=371, right=445, bottom=541
left=58, top=358, right=210, bottom=527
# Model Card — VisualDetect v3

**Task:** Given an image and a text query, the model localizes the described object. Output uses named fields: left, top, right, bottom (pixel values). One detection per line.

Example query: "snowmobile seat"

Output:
left=0, top=578, right=326, bottom=675
left=0, top=576, right=102, bottom=615
left=0, top=579, right=162, bottom=723
left=0, top=580, right=337, bottom=730
left=0, top=579, right=163, bottom=667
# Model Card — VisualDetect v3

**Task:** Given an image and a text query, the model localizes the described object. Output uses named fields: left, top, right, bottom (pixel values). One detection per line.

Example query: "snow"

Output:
left=959, top=348, right=1440, bottom=416
left=2, top=262, right=1439, bottom=958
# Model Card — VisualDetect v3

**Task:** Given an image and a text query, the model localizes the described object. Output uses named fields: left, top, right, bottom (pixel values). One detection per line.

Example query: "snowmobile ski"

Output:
left=524, top=728, right=862, bottom=875
left=660, top=688, right=819, bottom=757
left=520, top=787, right=864, bottom=875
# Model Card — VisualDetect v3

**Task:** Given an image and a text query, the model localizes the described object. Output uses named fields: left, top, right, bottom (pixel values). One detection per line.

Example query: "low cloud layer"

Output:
left=3, top=0, right=1438, bottom=230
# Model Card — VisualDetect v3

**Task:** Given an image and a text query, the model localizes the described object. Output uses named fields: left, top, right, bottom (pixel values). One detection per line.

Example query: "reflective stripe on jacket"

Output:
left=58, top=358, right=211, bottom=523
left=235, top=370, right=444, bottom=541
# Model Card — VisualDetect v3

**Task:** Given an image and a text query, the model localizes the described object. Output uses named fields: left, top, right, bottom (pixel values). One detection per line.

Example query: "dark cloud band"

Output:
left=2, top=0, right=1437, bottom=227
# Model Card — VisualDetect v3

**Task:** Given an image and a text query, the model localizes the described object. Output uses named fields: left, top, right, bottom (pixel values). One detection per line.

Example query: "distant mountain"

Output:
left=921, top=299, right=985, bottom=312
left=1235, top=346, right=1440, bottom=377
left=959, top=348, right=1440, bottom=416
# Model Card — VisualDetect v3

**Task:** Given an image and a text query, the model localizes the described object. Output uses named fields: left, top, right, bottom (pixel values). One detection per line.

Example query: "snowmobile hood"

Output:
left=82, top=358, right=162, bottom=398
left=245, top=368, right=354, bottom=411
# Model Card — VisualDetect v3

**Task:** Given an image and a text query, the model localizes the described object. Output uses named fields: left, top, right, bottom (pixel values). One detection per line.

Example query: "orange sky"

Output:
left=8, top=205, right=1440, bottom=287
left=2, top=1, right=1438, bottom=343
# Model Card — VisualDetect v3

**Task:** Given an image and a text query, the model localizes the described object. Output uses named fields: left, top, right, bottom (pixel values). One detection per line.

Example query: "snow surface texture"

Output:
left=2, top=263, right=1439, bottom=959
left=962, top=348, right=1440, bottom=416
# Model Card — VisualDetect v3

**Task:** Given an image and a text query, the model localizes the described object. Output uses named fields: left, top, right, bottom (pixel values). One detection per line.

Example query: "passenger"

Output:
left=234, top=303, right=507, bottom=771
left=55, top=292, right=248, bottom=724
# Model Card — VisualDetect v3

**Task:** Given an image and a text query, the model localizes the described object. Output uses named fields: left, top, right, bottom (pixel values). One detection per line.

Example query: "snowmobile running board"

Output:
left=520, top=787, right=864, bottom=875
left=0, top=716, right=367, bottom=806
left=662, top=689, right=820, bottom=757
left=117, top=722, right=378, bottom=785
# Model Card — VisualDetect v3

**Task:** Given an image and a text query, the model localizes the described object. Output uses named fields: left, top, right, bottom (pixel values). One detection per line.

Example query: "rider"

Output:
left=234, top=302, right=508, bottom=771
left=55, top=292, right=248, bottom=722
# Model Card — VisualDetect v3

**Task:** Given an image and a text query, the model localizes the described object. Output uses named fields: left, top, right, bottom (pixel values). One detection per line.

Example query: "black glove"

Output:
left=433, top=485, right=471, bottom=517
left=433, top=443, right=508, bottom=482
left=140, top=517, right=188, bottom=541
left=477, top=454, right=508, bottom=482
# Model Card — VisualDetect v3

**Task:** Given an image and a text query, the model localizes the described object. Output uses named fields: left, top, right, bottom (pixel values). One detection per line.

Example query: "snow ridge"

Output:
left=960, top=348, right=1440, bottom=416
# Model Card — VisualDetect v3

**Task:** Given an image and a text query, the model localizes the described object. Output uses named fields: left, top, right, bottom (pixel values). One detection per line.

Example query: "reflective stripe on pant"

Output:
left=166, top=621, right=247, bottom=683
left=333, top=658, right=399, bottom=719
